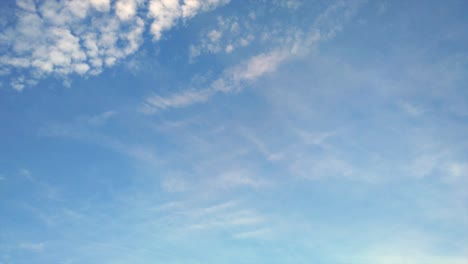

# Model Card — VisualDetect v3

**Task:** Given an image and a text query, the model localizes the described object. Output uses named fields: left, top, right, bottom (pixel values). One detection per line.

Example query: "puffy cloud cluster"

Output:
left=0, top=0, right=230, bottom=91
left=0, top=0, right=144, bottom=91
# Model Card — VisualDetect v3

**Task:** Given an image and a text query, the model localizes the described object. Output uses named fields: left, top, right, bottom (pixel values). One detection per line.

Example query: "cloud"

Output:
left=189, top=15, right=255, bottom=60
left=398, top=101, right=426, bottom=116
left=294, top=128, right=336, bottom=146
left=115, top=0, right=139, bottom=21
left=181, top=0, right=230, bottom=19
left=39, top=111, right=162, bottom=165
left=141, top=49, right=289, bottom=113
left=141, top=89, right=214, bottom=113
left=310, top=0, right=363, bottom=41
left=86, top=110, right=117, bottom=125
left=18, top=242, right=45, bottom=252
left=0, top=0, right=144, bottom=90
left=290, top=155, right=354, bottom=179
left=365, top=255, right=467, bottom=264
left=175, top=200, right=267, bottom=235
left=142, top=0, right=365, bottom=113
left=239, top=128, right=285, bottom=161
left=446, top=162, right=468, bottom=180
left=233, top=228, right=272, bottom=239
left=161, top=176, right=191, bottom=193
left=90, top=0, right=111, bottom=12
left=216, top=169, right=271, bottom=188
left=403, top=142, right=468, bottom=183
left=356, top=236, right=468, bottom=264
left=229, top=50, right=289, bottom=81
left=0, top=0, right=229, bottom=90
left=19, top=168, right=32, bottom=179
left=148, top=0, right=230, bottom=41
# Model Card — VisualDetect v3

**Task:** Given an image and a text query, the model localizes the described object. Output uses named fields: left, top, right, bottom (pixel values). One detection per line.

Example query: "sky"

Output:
left=0, top=0, right=467, bottom=263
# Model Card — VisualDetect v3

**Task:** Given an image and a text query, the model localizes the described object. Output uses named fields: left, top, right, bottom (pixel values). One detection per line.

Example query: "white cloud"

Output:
left=142, top=49, right=289, bottom=113
left=365, top=255, right=467, bottom=264
left=229, top=51, right=288, bottom=81
left=144, top=0, right=365, bottom=113
left=290, top=155, right=354, bottom=179
left=225, top=44, right=234, bottom=53
left=208, top=29, right=222, bottom=42
left=189, top=15, right=255, bottom=60
left=294, top=128, right=335, bottom=146
left=148, top=0, right=181, bottom=41
left=16, top=0, right=36, bottom=13
left=446, top=162, right=468, bottom=180
left=272, top=0, right=302, bottom=9
left=161, top=176, right=190, bottom=193
left=408, top=155, right=440, bottom=179
left=39, top=111, right=162, bottom=165
left=216, top=169, right=270, bottom=188
left=398, top=101, right=426, bottom=116
left=438, top=160, right=468, bottom=187
left=19, top=242, right=45, bottom=252
left=233, top=228, right=272, bottom=239
left=148, top=0, right=230, bottom=41
left=0, top=0, right=228, bottom=90
left=115, top=0, right=138, bottom=21
left=0, top=0, right=144, bottom=90
left=90, top=0, right=111, bottom=12
left=311, top=0, right=363, bottom=41
left=19, top=168, right=32, bottom=179
left=141, top=89, right=214, bottom=113
left=86, top=110, right=117, bottom=125
left=172, top=200, right=268, bottom=236
left=357, top=238, right=468, bottom=264
left=181, top=0, right=230, bottom=19
left=239, top=128, right=285, bottom=161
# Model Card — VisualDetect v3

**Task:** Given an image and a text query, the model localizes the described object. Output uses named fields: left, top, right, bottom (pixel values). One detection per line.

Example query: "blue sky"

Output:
left=1, top=0, right=467, bottom=263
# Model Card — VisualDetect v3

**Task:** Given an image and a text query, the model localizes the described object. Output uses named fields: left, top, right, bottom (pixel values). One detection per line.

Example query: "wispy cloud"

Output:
left=160, top=176, right=191, bottom=193
left=141, top=89, right=214, bottom=113
left=233, top=228, right=272, bottom=240
left=290, top=155, right=354, bottom=179
left=407, top=150, right=468, bottom=183
left=141, top=49, right=290, bottom=114
left=215, top=169, right=272, bottom=189
left=39, top=111, right=162, bottom=165
left=116, top=196, right=271, bottom=241
left=141, top=0, right=365, bottom=113
left=173, top=200, right=268, bottom=237
left=86, top=110, right=117, bottom=125
left=18, top=242, right=45, bottom=252
left=19, top=168, right=32, bottom=179
left=398, top=101, right=426, bottom=117
left=239, top=128, right=285, bottom=161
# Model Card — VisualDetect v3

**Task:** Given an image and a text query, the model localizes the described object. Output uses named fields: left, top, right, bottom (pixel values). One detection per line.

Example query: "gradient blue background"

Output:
left=1, top=0, right=467, bottom=263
